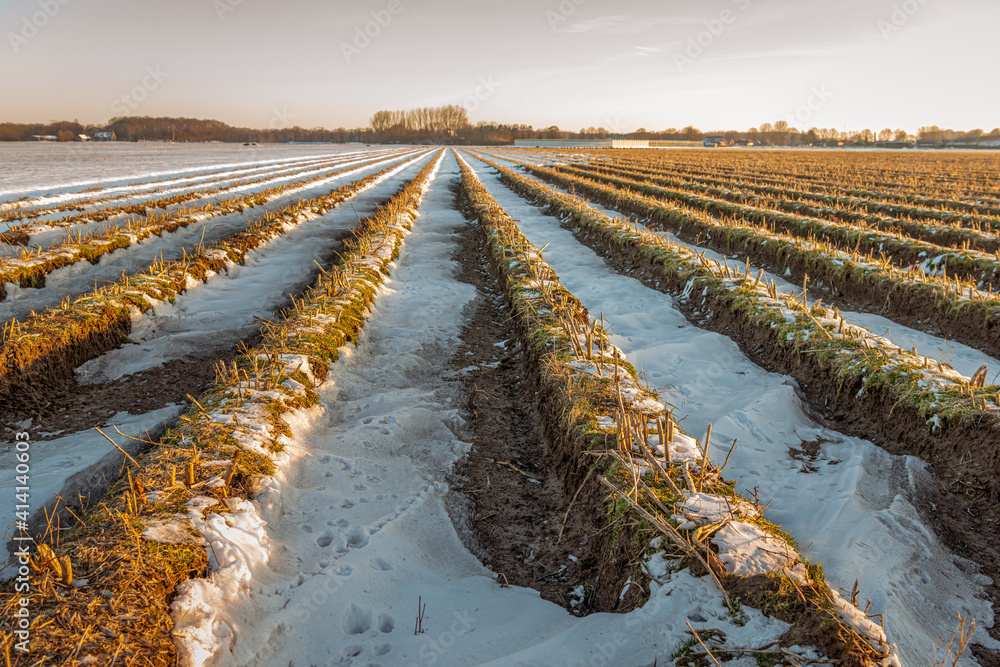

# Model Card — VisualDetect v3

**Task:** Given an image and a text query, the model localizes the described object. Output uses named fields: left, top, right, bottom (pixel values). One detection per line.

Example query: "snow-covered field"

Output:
left=1, top=145, right=995, bottom=667
left=0, top=143, right=384, bottom=199
left=463, top=155, right=996, bottom=665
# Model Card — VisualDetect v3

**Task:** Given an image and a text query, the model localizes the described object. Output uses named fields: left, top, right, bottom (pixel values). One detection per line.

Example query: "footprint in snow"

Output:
left=342, top=603, right=372, bottom=634
left=344, top=526, right=369, bottom=549
left=368, top=557, right=393, bottom=571
left=373, top=644, right=392, bottom=656
left=341, top=604, right=395, bottom=636
left=377, top=613, right=394, bottom=633
left=316, top=532, right=335, bottom=548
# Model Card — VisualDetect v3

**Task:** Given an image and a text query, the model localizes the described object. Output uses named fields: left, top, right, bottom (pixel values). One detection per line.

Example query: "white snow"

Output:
left=166, top=152, right=804, bottom=667
left=72, top=152, right=434, bottom=385
left=0, top=150, right=423, bottom=324
left=483, top=151, right=1000, bottom=381
left=463, top=153, right=995, bottom=666
left=0, top=144, right=385, bottom=202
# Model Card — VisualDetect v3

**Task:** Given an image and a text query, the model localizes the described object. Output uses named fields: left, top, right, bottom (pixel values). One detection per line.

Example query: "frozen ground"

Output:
left=0, top=143, right=388, bottom=199
left=170, top=153, right=806, bottom=667
left=0, top=152, right=434, bottom=563
left=5, top=145, right=994, bottom=665
left=484, top=152, right=1000, bottom=381
left=0, top=150, right=422, bottom=324
left=465, top=154, right=996, bottom=666
left=72, top=151, right=433, bottom=385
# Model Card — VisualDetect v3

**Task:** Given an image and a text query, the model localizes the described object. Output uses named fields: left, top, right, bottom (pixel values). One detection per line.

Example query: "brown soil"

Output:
left=0, top=344, right=249, bottom=442
left=447, top=184, right=647, bottom=615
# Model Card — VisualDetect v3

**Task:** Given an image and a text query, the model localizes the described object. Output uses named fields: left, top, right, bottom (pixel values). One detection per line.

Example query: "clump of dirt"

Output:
left=788, top=438, right=832, bottom=473
left=447, top=185, right=645, bottom=614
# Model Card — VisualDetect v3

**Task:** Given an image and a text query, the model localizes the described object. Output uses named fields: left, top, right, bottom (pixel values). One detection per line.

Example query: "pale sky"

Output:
left=1, top=0, right=997, bottom=133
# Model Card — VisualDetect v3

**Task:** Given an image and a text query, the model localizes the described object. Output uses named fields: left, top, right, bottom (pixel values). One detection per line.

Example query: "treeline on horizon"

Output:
left=2, top=110, right=997, bottom=146
left=0, top=117, right=374, bottom=143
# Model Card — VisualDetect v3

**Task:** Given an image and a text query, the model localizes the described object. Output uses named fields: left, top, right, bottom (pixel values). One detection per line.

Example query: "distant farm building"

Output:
left=703, top=136, right=734, bottom=147
left=73, top=134, right=90, bottom=142
left=94, top=131, right=116, bottom=141
left=32, top=135, right=58, bottom=141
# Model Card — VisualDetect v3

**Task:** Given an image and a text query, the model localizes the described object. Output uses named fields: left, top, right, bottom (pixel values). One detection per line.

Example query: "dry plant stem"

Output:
left=598, top=476, right=732, bottom=611
left=685, top=620, right=722, bottom=667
